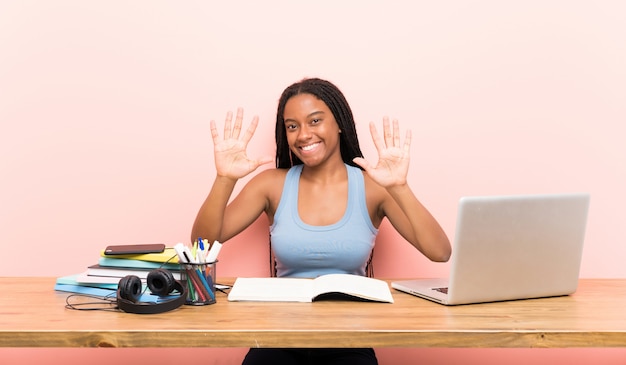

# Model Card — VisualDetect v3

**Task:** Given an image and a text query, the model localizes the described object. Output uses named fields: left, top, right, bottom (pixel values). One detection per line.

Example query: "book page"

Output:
left=227, top=277, right=314, bottom=302
left=311, top=274, right=394, bottom=303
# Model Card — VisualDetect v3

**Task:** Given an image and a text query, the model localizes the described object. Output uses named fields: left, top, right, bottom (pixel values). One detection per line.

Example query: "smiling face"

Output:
left=283, top=93, right=342, bottom=168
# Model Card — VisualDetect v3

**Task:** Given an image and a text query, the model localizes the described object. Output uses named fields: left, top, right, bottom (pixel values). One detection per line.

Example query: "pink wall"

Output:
left=1, top=1, right=625, bottom=364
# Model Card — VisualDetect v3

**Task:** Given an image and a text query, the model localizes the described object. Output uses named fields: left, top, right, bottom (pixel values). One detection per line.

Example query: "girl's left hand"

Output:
left=353, top=117, right=411, bottom=188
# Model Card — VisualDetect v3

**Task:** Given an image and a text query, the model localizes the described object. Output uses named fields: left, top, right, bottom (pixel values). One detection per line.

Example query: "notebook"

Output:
left=391, top=193, right=590, bottom=305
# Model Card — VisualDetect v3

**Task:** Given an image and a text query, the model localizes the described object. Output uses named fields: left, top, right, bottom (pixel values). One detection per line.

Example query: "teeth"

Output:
left=301, top=143, right=319, bottom=151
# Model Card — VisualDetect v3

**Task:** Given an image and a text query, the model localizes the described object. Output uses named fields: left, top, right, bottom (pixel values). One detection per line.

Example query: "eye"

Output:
left=285, top=123, right=298, bottom=131
left=311, top=118, right=321, bottom=125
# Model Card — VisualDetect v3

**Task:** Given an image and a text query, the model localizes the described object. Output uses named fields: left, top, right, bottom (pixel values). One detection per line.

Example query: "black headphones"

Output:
left=116, top=268, right=187, bottom=314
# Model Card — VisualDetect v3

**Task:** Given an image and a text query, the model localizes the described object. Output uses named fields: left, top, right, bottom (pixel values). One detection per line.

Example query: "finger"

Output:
left=210, top=120, right=221, bottom=143
left=369, top=122, right=385, bottom=154
left=241, top=115, right=259, bottom=145
left=383, top=117, right=392, bottom=147
left=352, top=157, right=371, bottom=171
left=393, top=119, right=400, bottom=147
left=223, top=110, right=233, bottom=139
left=403, top=129, right=412, bottom=155
left=232, top=107, right=244, bottom=139
left=254, top=155, right=274, bottom=167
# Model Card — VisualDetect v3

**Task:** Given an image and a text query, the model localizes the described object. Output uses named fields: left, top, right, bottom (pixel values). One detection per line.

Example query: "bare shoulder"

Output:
left=237, top=168, right=287, bottom=197
left=250, top=168, right=288, bottom=186
left=245, top=168, right=288, bottom=213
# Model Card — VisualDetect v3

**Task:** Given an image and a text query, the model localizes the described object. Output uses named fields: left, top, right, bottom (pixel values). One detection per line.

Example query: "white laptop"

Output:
left=391, top=193, right=590, bottom=305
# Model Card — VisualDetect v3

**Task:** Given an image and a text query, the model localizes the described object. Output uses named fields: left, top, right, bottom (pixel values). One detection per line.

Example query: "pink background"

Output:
left=1, top=1, right=624, bottom=364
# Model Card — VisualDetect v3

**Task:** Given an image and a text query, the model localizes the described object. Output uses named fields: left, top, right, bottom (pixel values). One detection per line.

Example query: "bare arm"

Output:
left=353, top=118, right=451, bottom=262
left=190, top=108, right=272, bottom=243
left=382, top=183, right=451, bottom=262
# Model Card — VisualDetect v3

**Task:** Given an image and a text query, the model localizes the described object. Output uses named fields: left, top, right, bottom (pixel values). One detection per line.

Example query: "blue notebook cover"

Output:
left=54, top=283, right=117, bottom=297
left=55, top=277, right=181, bottom=303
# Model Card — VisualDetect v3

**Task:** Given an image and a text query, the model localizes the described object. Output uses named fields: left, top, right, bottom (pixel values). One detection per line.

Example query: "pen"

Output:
left=183, top=250, right=192, bottom=264
left=195, top=267, right=215, bottom=301
left=186, top=268, right=207, bottom=302
left=198, top=237, right=205, bottom=252
left=206, top=241, right=222, bottom=262
left=174, top=243, right=189, bottom=263
left=174, top=242, right=215, bottom=303
left=183, top=246, right=197, bottom=264
left=192, top=241, right=198, bottom=262
left=193, top=250, right=215, bottom=300
left=202, top=239, right=210, bottom=259
left=186, top=277, right=196, bottom=302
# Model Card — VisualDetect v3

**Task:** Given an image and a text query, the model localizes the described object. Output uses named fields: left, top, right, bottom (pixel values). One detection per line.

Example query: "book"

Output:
left=54, top=247, right=182, bottom=296
left=54, top=283, right=117, bottom=297
left=227, top=274, right=394, bottom=303
left=75, top=272, right=130, bottom=285
left=98, top=257, right=180, bottom=271
left=86, top=264, right=182, bottom=280
left=56, top=274, right=118, bottom=290
left=55, top=282, right=180, bottom=303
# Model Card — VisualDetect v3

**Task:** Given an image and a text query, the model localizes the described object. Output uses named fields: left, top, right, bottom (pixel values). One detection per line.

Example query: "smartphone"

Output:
left=104, top=243, right=166, bottom=255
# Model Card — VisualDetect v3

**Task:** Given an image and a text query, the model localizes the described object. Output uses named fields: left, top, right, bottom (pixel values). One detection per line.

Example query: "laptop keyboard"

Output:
left=432, top=287, right=449, bottom=294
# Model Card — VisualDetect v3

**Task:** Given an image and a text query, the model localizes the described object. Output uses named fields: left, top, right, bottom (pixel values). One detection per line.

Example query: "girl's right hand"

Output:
left=210, top=108, right=273, bottom=179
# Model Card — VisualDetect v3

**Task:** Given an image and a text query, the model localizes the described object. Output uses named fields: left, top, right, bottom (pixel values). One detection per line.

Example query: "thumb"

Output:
left=352, top=157, right=371, bottom=171
left=254, top=156, right=274, bottom=167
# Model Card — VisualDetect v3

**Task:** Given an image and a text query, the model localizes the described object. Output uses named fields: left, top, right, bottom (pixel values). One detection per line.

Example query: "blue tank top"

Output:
left=270, top=164, right=379, bottom=278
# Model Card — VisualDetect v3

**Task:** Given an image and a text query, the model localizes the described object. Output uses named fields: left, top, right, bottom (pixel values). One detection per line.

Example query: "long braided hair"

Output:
left=274, top=78, right=364, bottom=169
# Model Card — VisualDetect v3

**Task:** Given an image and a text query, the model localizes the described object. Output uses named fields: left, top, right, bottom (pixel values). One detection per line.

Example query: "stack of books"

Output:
left=55, top=248, right=181, bottom=296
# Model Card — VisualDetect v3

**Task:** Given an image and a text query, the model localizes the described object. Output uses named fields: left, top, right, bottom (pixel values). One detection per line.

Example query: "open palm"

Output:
left=210, top=108, right=272, bottom=179
left=353, top=118, right=411, bottom=188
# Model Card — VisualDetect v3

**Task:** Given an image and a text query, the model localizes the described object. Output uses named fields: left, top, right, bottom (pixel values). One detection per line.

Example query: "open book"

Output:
left=227, top=274, right=394, bottom=303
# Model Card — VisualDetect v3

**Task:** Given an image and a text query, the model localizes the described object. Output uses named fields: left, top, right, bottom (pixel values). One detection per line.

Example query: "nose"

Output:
left=297, top=124, right=312, bottom=141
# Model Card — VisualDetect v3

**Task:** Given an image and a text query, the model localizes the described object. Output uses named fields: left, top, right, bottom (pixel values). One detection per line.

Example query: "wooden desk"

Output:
left=1, top=278, right=625, bottom=348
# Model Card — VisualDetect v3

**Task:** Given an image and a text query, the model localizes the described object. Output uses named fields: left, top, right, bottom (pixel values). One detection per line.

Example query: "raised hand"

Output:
left=210, top=108, right=273, bottom=179
left=353, top=117, right=411, bottom=188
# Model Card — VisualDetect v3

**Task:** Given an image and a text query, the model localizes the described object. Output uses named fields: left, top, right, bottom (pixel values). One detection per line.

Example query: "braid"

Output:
left=275, top=78, right=364, bottom=169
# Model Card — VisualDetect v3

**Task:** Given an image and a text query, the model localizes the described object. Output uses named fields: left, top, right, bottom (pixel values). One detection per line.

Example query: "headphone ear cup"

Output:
left=118, top=275, right=142, bottom=303
left=147, top=268, right=177, bottom=296
left=117, top=270, right=187, bottom=314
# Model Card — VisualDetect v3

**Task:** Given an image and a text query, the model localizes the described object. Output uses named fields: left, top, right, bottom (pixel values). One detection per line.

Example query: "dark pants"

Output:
left=242, top=348, right=378, bottom=365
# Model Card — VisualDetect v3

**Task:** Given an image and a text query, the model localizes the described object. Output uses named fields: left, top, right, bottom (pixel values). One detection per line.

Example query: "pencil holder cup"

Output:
left=180, top=261, right=217, bottom=305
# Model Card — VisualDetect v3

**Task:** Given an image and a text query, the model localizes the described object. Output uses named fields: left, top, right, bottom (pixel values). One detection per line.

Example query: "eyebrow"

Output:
left=284, top=110, right=326, bottom=123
